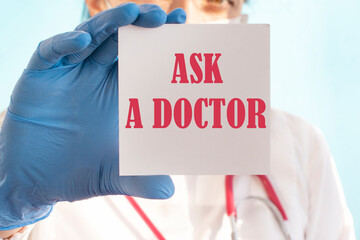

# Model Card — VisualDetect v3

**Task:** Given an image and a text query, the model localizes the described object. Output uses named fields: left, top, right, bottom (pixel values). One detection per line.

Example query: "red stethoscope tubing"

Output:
left=125, top=195, right=166, bottom=240
left=255, top=175, right=288, bottom=221
left=226, top=175, right=288, bottom=221
left=225, top=175, right=237, bottom=218
left=126, top=175, right=287, bottom=240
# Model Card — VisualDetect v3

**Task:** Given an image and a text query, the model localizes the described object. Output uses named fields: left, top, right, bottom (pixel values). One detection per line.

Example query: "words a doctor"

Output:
left=0, top=0, right=355, bottom=239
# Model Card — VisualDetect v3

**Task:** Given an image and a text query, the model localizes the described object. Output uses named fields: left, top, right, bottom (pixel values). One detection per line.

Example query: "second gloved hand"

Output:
left=0, top=3, right=186, bottom=230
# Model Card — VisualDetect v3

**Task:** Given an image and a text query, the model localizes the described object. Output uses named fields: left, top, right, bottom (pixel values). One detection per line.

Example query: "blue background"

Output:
left=1, top=0, right=359, bottom=236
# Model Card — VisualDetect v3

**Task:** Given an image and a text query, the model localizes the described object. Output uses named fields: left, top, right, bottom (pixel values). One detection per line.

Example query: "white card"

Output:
left=118, top=24, right=270, bottom=175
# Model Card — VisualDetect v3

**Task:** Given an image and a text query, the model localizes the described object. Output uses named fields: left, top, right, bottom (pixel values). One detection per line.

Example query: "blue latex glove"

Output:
left=0, top=3, right=186, bottom=230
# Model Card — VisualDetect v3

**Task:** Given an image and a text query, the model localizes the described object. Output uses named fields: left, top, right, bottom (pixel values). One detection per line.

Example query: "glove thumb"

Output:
left=111, top=175, right=175, bottom=199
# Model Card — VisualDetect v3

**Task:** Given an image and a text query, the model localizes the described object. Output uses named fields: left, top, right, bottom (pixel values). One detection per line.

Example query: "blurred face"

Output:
left=86, top=0, right=244, bottom=23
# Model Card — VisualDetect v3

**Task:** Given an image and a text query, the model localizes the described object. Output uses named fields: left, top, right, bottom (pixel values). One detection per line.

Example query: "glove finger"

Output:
left=63, top=3, right=139, bottom=65
left=132, top=4, right=167, bottom=28
left=166, top=8, right=187, bottom=24
left=89, top=33, right=118, bottom=66
left=26, top=31, right=91, bottom=71
left=90, top=4, right=168, bottom=66
left=117, top=175, right=175, bottom=199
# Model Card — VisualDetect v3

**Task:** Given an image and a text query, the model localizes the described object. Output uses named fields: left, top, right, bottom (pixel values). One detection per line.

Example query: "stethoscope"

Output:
left=225, top=175, right=292, bottom=240
left=124, top=175, right=293, bottom=240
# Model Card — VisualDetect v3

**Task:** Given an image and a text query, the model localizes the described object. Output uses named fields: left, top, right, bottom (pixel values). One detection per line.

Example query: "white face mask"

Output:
left=206, top=15, right=248, bottom=24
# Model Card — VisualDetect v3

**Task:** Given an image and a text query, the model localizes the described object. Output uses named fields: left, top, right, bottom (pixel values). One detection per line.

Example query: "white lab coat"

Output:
left=0, top=109, right=355, bottom=240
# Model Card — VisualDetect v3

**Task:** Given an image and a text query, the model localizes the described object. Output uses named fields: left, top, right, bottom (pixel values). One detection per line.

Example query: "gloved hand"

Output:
left=0, top=3, right=186, bottom=230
